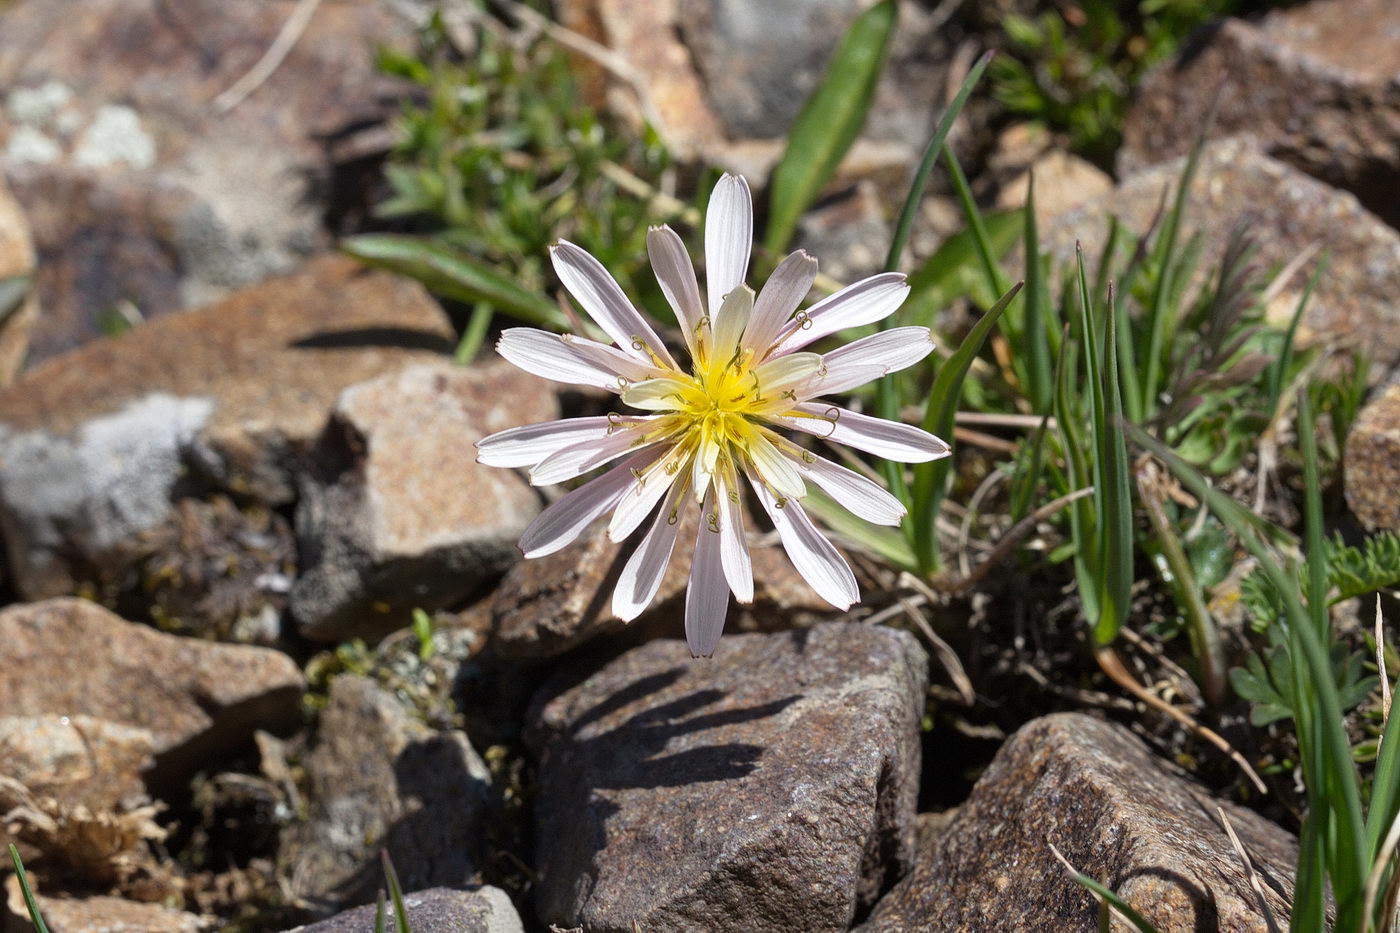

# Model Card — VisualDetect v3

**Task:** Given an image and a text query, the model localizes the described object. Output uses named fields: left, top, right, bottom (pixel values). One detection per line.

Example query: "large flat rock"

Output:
left=0, top=598, right=302, bottom=789
left=283, top=887, right=523, bottom=933
left=858, top=713, right=1296, bottom=932
left=292, top=360, right=555, bottom=642
left=1121, top=0, right=1400, bottom=227
left=528, top=622, right=927, bottom=932
left=0, top=254, right=453, bottom=599
left=1345, top=383, right=1400, bottom=532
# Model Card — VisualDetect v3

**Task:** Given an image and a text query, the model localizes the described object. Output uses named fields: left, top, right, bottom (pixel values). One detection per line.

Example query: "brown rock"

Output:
left=994, top=148, right=1114, bottom=226
left=0, top=714, right=153, bottom=813
left=1345, top=383, right=1400, bottom=531
left=0, top=598, right=302, bottom=788
left=1120, top=0, right=1400, bottom=227
left=0, top=0, right=420, bottom=363
left=3, top=879, right=204, bottom=933
left=0, top=255, right=453, bottom=599
left=1045, top=137, right=1400, bottom=373
left=491, top=517, right=835, bottom=660
left=857, top=713, right=1295, bottom=932
left=0, top=176, right=37, bottom=383
left=282, top=887, right=523, bottom=933
left=528, top=622, right=928, bottom=933
left=292, top=360, right=556, bottom=642
left=281, top=676, right=491, bottom=916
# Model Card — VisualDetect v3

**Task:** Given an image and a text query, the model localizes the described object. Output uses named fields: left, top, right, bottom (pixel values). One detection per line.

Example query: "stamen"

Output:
left=793, top=310, right=813, bottom=330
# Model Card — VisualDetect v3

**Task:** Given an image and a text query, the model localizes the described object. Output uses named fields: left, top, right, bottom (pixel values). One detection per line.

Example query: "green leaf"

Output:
left=0, top=274, right=30, bottom=325
left=763, top=0, right=896, bottom=254
left=902, top=213, right=1022, bottom=326
left=381, top=851, right=413, bottom=933
left=1022, top=175, right=1054, bottom=413
left=343, top=234, right=569, bottom=329
left=803, top=486, right=917, bottom=572
left=1064, top=866, right=1162, bottom=933
left=910, top=282, right=1024, bottom=572
left=9, top=844, right=49, bottom=933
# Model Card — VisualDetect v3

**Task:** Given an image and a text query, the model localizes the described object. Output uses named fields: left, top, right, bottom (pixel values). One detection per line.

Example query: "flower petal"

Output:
left=774, top=403, right=950, bottom=463
left=744, top=428, right=807, bottom=500
left=609, top=442, right=691, bottom=541
left=753, top=482, right=858, bottom=610
left=715, top=465, right=753, bottom=603
left=529, top=422, right=661, bottom=486
left=551, top=240, right=677, bottom=369
left=772, top=273, right=910, bottom=354
left=612, top=481, right=687, bottom=622
left=477, top=415, right=648, bottom=468
left=518, top=450, right=660, bottom=558
left=810, top=326, right=935, bottom=395
left=562, top=333, right=669, bottom=384
left=802, top=454, right=907, bottom=526
left=684, top=491, right=730, bottom=657
left=745, top=249, right=817, bottom=354
left=622, top=375, right=693, bottom=411
left=647, top=225, right=704, bottom=356
left=705, top=173, right=753, bottom=316
left=709, top=284, right=754, bottom=368
left=751, top=352, right=823, bottom=405
left=497, top=328, right=624, bottom=392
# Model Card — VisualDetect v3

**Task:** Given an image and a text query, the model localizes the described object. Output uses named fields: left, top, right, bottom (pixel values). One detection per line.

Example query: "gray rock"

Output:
left=1345, top=383, right=1400, bottom=532
left=528, top=622, right=928, bottom=932
left=0, top=598, right=302, bottom=789
left=1121, top=0, right=1400, bottom=227
left=0, top=0, right=423, bottom=363
left=282, top=887, right=522, bottom=933
left=292, top=360, right=555, bottom=642
left=281, top=676, right=492, bottom=916
left=1045, top=137, right=1400, bottom=374
left=857, top=713, right=1296, bottom=932
left=0, top=255, right=453, bottom=600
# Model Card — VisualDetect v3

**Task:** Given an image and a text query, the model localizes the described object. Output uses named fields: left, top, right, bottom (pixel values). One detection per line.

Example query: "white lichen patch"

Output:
left=5, top=125, right=62, bottom=164
left=74, top=104, right=156, bottom=170
left=6, top=80, right=74, bottom=126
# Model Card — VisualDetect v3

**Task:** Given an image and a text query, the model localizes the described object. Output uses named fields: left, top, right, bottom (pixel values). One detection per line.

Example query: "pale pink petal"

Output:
left=809, top=326, right=935, bottom=395
left=753, top=482, right=858, bottom=610
left=746, top=429, right=807, bottom=500
left=563, top=334, right=669, bottom=384
left=684, top=491, right=730, bottom=657
left=529, top=424, right=660, bottom=486
left=612, top=481, right=687, bottom=622
left=609, top=443, right=691, bottom=541
left=551, top=240, right=677, bottom=369
left=710, top=284, right=754, bottom=367
left=497, top=328, right=624, bottom=392
left=750, top=352, right=823, bottom=404
left=802, top=454, right=906, bottom=526
left=774, top=403, right=949, bottom=463
left=772, top=273, right=910, bottom=354
left=705, top=174, right=752, bottom=315
left=477, top=415, right=649, bottom=468
left=745, top=250, right=817, bottom=354
left=647, top=225, right=704, bottom=356
left=715, top=466, right=753, bottom=603
left=518, top=450, right=660, bottom=558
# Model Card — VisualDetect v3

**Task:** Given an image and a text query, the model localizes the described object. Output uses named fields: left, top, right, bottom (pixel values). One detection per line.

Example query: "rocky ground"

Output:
left=0, top=0, right=1398, bottom=931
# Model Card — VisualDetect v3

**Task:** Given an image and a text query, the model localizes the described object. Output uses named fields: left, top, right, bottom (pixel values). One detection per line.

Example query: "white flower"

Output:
left=477, top=174, right=949, bottom=657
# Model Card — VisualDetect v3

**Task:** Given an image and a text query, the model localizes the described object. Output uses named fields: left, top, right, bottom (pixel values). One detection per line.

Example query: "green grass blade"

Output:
left=1290, top=814, right=1329, bottom=932
left=1267, top=254, right=1327, bottom=415
left=1065, top=871, right=1162, bottom=933
left=884, top=50, right=993, bottom=274
left=1093, top=283, right=1134, bottom=646
left=381, top=851, right=413, bottom=933
left=910, top=281, right=1024, bottom=572
left=902, top=213, right=1022, bottom=325
left=803, top=486, right=918, bottom=572
left=1298, top=390, right=1329, bottom=642
left=374, top=890, right=388, bottom=933
left=1022, top=175, right=1053, bottom=413
left=343, top=234, right=569, bottom=329
left=763, top=0, right=896, bottom=254
left=9, top=844, right=50, bottom=933
left=942, top=142, right=1013, bottom=301
left=0, top=273, right=30, bottom=325
left=453, top=302, right=494, bottom=365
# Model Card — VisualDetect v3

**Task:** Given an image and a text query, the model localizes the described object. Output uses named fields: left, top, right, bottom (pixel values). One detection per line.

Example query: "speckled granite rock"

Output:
left=292, top=359, right=555, bottom=642
left=281, top=676, right=492, bottom=916
left=1345, top=383, right=1400, bottom=532
left=0, top=598, right=302, bottom=788
left=0, top=714, right=153, bottom=812
left=491, top=518, right=835, bottom=660
left=282, top=887, right=522, bottom=933
left=528, top=622, right=927, bottom=933
left=1120, top=0, right=1400, bottom=227
left=1044, top=137, right=1400, bottom=374
left=3, top=881, right=205, bottom=933
left=0, top=255, right=452, bottom=599
left=0, top=0, right=422, bottom=362
left=857, top=713, right=1296, bottom=932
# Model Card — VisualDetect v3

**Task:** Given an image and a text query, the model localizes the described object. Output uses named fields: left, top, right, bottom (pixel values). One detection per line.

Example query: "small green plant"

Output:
left=9, top=844, right=50, bottom=933
left=375, top=851, right=413, bottom=933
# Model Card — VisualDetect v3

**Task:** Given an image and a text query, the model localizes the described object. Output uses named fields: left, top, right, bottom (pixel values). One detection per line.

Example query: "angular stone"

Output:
left=1345, top=383, right=1400, bottom=531
left=1120, top=0, right=1400, bottom=227
left=3, top=881, right=204, bottom=933
left=0, top=255, right=453, bottom=599
left=283, top=886, right=523, bottom=933
left=0, top=175, right=37, bottom=384
left=0, top=714, right=153, bottom=812
left=292, top=360, right=555, bottom=642
left=528, top=622, right=928, bottom=932
left=0, top=598, right=302, bottom=788
left=994, top=148, right=1114, bottom=226
left=281, top=676, right=492, bottom=915
left=857, top=713, right=1296, bottom=932
left=0, top=0, right=421, bottom=363
left=1044, top=137, right=1400, bottom=373
left=491, top=519, right=835, bottom=660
